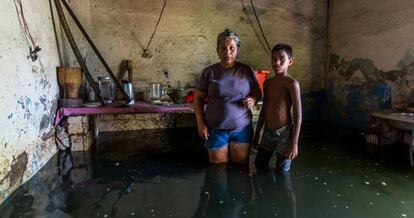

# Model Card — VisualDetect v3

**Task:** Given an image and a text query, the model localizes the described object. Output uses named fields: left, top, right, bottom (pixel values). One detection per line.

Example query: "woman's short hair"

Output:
left=217, top=29, right=241, bottom=48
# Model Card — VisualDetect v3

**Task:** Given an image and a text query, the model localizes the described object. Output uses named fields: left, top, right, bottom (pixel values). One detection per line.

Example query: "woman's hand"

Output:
left=198, top=123, right=209, bottom=140
left=243, top=97, right=255, bottom=109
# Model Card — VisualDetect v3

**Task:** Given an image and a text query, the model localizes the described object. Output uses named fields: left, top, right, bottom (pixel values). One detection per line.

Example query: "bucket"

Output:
left=255, top=70, right=270, bottom=95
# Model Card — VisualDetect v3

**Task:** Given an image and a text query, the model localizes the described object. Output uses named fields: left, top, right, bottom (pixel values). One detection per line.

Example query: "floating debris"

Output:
left=364, top=181, right=370, bottom=185
left=376, top=193, right=380, bottom=196
left=219, top=200, right=224, bottom=204
left=106, top=187, right=110, bottom=191
left=204, top=191, right=209, bottom=195
left=114, top=162, right=120, bottom=166
left=381, top=182, right=387, bottom=186
left=369, top=202, right=373, bottom=205
left=104, top=214, right=108, bottom=218
left=350, top=184, right=354, bottom=187
left=130, top=212, right=135, bottom=216
left=327, top=189, right=330, bottom=192
left=337, top=194, right=341, bottom=197
left=345, top=205, right=349, bottom=209
left=323, top=182, right=327, bottom=186
left=402, top=201, right=405, bottom=204
left=314, top=177, right=319, bottom=180
left=243, top=211, right=247, bottom=214
left=402, top=214, right=407, bottom=217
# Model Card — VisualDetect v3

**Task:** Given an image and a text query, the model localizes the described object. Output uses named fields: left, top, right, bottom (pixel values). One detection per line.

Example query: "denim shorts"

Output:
left=205, top=124, right=253, bottom=151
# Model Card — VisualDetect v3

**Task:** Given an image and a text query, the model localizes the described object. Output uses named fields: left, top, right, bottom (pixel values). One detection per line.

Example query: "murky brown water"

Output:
left=1, top=125, right=413, bottom=218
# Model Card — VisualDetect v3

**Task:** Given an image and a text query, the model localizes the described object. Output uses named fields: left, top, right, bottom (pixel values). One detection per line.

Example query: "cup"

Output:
left=98, top=76, right=115, bottom=104
left=150, top=83, right=161, bottom=101
left=123, top=83, right=135, bottom=104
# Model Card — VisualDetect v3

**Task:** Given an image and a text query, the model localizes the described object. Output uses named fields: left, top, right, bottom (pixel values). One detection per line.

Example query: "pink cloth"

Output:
left=54, top=101, right=193, bottom=125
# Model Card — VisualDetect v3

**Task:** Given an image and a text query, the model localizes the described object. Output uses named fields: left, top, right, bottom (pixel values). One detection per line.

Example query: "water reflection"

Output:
left=192, top=163, right=298, bottom=218
left=44, top=149, right=138, bottom=217
left=250, top=169, right=296, bottom=218
left=2, top=127, right=414, bottom=218
left=46, top=149, right=74, bottom=213
left=193, top=164, right=254, bottom=218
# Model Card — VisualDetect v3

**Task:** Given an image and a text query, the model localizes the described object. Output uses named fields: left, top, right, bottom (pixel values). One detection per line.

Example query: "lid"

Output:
left=98, top=76, right=112, bottom=81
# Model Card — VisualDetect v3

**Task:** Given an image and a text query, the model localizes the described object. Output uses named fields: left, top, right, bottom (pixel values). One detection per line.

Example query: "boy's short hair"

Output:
left=272, top=43, right=293, bottom=59
left=217, top=29, right=241, bottom=48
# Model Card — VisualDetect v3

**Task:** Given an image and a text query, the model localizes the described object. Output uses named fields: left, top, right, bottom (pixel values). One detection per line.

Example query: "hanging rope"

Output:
left=49, top=0, right=62, bottom=65
left=250, top=0, right=271, bottom=52
left=13, top=0, right=41, bottom=61
left=142, top=0, right=167, bottom=58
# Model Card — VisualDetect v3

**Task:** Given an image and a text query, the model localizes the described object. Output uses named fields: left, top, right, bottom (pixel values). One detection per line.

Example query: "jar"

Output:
left=150, top=82, right=161, bottom=101
left=98, top=76, right=114, bottom=104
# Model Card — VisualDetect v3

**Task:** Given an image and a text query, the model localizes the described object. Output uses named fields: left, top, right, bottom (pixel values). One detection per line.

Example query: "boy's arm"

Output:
left=288, top=80, right=302, bottom=160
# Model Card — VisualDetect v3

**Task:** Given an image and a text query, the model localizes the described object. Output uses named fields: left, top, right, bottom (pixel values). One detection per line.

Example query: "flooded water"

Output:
left=1, top=125, right=413, bottom=218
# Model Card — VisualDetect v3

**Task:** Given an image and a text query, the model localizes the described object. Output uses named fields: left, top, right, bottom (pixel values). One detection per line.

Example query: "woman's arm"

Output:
left=252, top=81, right=267, bottom=147
left=243, top=66, right=262, bottom=108
left=193, top=89, right=209, bottom=140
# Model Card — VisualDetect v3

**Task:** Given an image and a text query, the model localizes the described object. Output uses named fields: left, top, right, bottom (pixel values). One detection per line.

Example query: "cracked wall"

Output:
left=0, top=0, right=60, bottom=203
left=326, top=0, right=414, bottom=130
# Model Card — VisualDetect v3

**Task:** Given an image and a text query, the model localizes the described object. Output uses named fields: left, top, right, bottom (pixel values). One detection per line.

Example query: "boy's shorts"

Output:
left=205, top=124, right=253, bottom=151
left=258, top=123, right=292, bottom=154
left=255, top=123, right=293, bottom=172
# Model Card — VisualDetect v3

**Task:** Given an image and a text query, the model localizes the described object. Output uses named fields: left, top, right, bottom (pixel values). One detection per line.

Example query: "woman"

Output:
left=194, top=29, right=262, bottom=164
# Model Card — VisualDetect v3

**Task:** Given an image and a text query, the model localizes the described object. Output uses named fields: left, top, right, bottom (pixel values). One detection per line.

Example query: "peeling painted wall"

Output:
left=63, top=0, right=327, bottom=119
left=0, top=0, right=60, bottom=203
left=327, top=0, right=414, bottom=130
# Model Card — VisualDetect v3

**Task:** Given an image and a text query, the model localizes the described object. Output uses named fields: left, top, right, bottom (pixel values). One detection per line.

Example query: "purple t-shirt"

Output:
left=196, top=62, right=262, bottom=130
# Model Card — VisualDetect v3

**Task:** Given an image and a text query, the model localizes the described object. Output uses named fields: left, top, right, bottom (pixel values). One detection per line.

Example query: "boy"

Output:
left=253, top=43, right=302, bottom=172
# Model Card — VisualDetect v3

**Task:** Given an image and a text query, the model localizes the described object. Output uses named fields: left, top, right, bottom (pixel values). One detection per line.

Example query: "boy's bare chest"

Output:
left=267, top=82, right=289, bottom=100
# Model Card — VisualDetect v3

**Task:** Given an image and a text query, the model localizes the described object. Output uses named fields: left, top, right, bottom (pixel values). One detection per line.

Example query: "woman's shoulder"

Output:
left=204, top=63, right=220, bottom=70
left=202, top=63, right=221, bottom=75
left=236, top=62, right=254, bottom=70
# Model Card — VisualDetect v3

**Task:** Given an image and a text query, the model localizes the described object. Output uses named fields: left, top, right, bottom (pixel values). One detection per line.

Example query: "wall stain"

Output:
left=41, top=129, right=54, bottom=141
left=326, top=52, right=412, bottom=130
left=243, top=5, right=266, bottom=17
left=0, top=152, right=28, bottom=189
left=397, top=49, right=414, bottom=71
left=39, top=115, right=51, bottom=130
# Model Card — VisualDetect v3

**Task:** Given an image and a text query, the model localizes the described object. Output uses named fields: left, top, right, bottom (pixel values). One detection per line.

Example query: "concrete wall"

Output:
left=65, top=0, right=328, bottom=119
left=0, top=0, right=60, bottom=203
left=327, top=0, right=414, bottom=130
